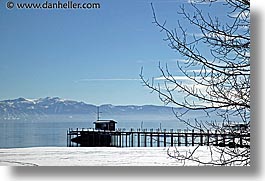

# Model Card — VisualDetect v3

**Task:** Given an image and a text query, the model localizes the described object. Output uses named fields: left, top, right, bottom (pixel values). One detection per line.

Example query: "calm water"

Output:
left=0, top=114, right=188, bottom=148
left=0, top=111, right=241, bottom=148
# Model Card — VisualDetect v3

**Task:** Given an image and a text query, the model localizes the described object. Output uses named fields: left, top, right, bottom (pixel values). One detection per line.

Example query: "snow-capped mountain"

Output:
left=0, top=97, right=179, bottom=120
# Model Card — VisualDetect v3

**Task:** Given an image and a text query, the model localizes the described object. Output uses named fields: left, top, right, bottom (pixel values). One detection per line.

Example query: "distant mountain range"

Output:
left=0, top=97, right=180, bottom=120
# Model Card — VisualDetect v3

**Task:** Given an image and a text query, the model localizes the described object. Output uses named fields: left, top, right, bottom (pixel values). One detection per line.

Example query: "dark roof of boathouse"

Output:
left=93, top=120, right=117, bottom=124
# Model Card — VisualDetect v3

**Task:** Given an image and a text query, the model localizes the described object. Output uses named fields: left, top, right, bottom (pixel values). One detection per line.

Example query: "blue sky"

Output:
left=0, top=0, right=229, bottom=105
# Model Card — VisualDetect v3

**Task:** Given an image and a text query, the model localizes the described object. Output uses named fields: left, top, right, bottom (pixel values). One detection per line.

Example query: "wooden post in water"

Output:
left=128, top=132, right=131, bottom=147
left=138, top=131, right=140, bottom=147
left=113, top=133, right=118, bottom=147
left=178, top=131, right=181, bottom=146
left=66, top=130, right=69, bottom=147
left=69, top=130, right=72, bottom=147
left=191, top=130, right=194, bottom=146
left=115, top=132, right=117, bottom=147
left=76, top=128, right=79, bottom=147
left=119, top=132, right=122, bottom=147
left=207, top=130, right=210, bottom=146
left=171, top=133, right=173, bottom=146
left=144, top=130, right=147, bottom=147
left=126, top=133, right=128, bottom=147
left=92, top=130, right=95, bottom=146
left=164, top=129, right=167, bottom=147
left=215, top=130, right=218, bottom=146
left=170, top=129, right=173, bottom=146
left=131, top=129, right=134, bottom=147
left=185, top=131, right=188, bottom=146
left=200, top=130, right=203, bottom=146
left=97, top=130, right=101, bottom=146
left=150, top=129, right=153, bottom=147
left=157, top=130, right=160, bottom=147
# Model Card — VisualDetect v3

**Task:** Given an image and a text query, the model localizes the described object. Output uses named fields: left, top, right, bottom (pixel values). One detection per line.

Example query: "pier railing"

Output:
left=67, top=128, right=250, bottom=148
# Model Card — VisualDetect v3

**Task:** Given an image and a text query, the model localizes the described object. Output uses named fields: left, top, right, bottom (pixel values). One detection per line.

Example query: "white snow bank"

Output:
left=0, top=146, right=246, bottom=166
left=0, top=147, right=174, bottom=166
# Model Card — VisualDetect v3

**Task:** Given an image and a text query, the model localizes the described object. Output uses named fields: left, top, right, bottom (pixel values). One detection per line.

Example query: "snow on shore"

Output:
left=0, top=147, right=174, bottom=166
left=0, top=146, right=240, bottom=166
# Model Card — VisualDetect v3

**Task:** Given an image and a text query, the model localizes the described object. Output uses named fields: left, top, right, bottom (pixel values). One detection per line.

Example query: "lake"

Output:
left=0, top=110, right=243, bottom=148
left=0, top=114, right=189, bottom=148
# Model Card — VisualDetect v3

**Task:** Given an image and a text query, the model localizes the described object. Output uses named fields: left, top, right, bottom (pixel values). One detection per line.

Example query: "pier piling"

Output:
left=67, top=128, right=250, bottom=148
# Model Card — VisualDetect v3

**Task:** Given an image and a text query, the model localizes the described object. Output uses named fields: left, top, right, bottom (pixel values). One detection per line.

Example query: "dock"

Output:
left=67, top=128, right=250, bottom=148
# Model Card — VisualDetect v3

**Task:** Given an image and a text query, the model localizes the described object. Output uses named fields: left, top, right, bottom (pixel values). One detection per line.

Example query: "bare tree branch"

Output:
left=141, top=0, right=250, bottom=166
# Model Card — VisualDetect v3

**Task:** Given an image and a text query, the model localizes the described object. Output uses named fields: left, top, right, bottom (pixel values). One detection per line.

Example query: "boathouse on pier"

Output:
left=94, top=120, right=117, bottom=131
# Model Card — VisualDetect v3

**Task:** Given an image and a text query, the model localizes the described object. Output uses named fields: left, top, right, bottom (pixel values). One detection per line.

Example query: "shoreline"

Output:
left=0, top=147, right=179, bottom=166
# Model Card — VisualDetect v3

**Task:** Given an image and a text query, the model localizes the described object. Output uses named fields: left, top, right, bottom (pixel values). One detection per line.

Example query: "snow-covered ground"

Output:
left=0, top=147, right=175, bottom=166
left=0, top=146, right=247, bottom=166
left=0, top=146, right=212, bottom=166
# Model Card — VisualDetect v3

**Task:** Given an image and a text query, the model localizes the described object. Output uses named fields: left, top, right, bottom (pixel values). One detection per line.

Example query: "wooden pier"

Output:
left=67, top=128, right=250, bottom=148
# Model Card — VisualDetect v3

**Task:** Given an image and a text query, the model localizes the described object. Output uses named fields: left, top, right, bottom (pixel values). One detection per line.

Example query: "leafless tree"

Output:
left=140, top=0, right=250, bottom=166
